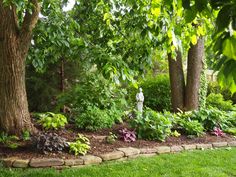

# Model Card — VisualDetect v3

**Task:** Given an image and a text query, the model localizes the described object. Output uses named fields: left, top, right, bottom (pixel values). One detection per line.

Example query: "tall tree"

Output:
left=0, top=0, right=40, bottom=135
left=185, top=37, right=204, bottom=110
left=168, top=51, right=185, bottom=112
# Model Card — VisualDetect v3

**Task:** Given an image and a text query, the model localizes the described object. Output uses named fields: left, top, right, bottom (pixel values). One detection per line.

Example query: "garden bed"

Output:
left=0, top=123, right=235, bottom=160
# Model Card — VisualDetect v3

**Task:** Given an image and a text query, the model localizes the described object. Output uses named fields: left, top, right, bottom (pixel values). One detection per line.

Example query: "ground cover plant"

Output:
left=0, top=148, right=235, bottom=177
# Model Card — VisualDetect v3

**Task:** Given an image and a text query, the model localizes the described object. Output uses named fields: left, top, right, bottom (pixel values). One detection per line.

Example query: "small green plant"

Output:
left=0, top=132, right=19, bottom=149
left=68, top=134, right=90, bottom=155
left=170, top=130, right=181, bottom=137
left=105, top=132, right=117, bottom=144
left=37, top=112, right=68, bottom=130
left=22, top=130, right=31, bottom=141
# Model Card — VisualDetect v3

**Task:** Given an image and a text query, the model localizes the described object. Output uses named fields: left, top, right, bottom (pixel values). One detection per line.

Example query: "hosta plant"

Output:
left=37, top=112, right=68, bottom=130
left=68, top=134, right=90, bottom=155
left=105, top=132, right=117, bottom=144
left=224, top=128, right=236, bottom=136
left=119, top=128, right=136, bottom=142
left=34, top=132, right=69, bottom=154
left=131, top=108, right=172, bottom=141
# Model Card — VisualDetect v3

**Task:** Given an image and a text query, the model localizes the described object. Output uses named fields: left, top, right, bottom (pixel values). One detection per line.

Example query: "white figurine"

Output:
left=136, top=88, right=144, bottom=112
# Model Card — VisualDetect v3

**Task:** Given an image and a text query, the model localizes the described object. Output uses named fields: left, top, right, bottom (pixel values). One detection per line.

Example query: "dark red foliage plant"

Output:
left=119, top=128, right=136, bottom=142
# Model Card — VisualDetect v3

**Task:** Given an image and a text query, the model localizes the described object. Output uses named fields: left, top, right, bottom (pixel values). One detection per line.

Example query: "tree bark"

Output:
left=168, top=51, right=185, bottom=112
left=0, top=1, right=40, bottom=135
left=185, top=38, right=204, bottom=111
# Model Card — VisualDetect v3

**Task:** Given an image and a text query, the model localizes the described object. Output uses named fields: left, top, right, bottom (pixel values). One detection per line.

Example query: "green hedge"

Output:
left=140, top=74, right=171, bottom=112
left=207, top=82, right=236, bottom=104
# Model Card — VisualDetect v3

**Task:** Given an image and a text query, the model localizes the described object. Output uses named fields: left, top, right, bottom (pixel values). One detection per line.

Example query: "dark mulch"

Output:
left=0, top=123, right=235, bottom=159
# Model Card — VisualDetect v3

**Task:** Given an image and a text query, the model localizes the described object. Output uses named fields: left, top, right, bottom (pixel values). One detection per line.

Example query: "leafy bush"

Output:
left=68, top=134, right=90, bottom=155
left=37, top=112, right=68, bottom=130
left=58, top=73, right=127, bottom=130
left=191, top=108, right=230, bottom=131
left=119, top=128, right=136, bottom=142
left=207, top=82, right=236, bottom=104
left=131, top=108, right=172, bottom=141
left=128, top=74, right=171, bottom=112
left=179, top=119, right=204, bottom=137
left=75, top=106, right=116, bottom=131
left=224, top=128, right=236, bottom=135
left=140, top=74, right=171, bottom=112
left=206, top=93, right=235, bottom=111
left=34, top=132, right=69, bottom=154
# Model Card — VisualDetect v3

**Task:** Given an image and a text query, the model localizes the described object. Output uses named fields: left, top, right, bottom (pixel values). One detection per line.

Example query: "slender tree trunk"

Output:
left=60, top=58, right=65, bottom=93
left=0, top=1, right=40, bottom=135
left=60, top=58, right=67, bottom=113
left=185, top=38, right=204, bottom=111
left=168, top=51, right=185, bottom=112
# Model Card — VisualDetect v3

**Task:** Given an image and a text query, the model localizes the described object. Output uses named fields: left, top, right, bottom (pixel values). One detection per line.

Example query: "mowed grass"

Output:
left=0, top=148, right=236, bottom=177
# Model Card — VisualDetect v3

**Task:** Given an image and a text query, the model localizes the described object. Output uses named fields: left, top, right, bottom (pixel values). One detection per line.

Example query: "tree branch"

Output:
left=19, top=0, right=40, bottom=56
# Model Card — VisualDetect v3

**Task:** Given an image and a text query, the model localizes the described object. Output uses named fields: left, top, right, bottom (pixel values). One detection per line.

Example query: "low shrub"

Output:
left=37, top=112, right=68, bottom=130
left=131, top=108, right=172, bottom=141
left=68, top=134, right=90, bottom=155
left=34, top=132, right=69, bottom=154
left=207, top=82, right=236, bottom=104
left=75, top=106, right=115, bottom=131
left=179, top=120, right=204, bottom=137
left=224, top=128, right=236, bottom=136
left=191, top=108, right=230, bottom=131
left=206, top=93, right=235, bottom=111
left=175, top=112, right=204, bottom=137
left=58, top=73, right=127, bottom=130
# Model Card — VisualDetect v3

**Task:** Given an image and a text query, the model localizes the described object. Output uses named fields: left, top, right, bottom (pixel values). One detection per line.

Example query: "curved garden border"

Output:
left=1, top=141, right=236, bottom=169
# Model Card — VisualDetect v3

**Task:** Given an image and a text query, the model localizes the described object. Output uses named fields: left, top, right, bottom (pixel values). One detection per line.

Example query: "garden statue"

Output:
left=136, top=88, right=144, bottom=112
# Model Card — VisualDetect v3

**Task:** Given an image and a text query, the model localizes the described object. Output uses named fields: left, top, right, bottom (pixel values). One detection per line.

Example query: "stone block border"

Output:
left=1, top=141, right=235, bottom=168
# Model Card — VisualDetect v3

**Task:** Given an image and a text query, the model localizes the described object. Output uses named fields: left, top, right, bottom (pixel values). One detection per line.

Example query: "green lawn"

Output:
left=0, top=148, right=236, bottom=177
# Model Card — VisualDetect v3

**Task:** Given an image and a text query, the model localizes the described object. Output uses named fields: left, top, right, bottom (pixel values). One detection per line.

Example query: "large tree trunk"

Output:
left=185, top=38, right=204, bottom=111
left=0, top=1, right=40, bottom=135
left=168, top=51, right=185, bottom=112
left=0, top=41, right=34, bottom=135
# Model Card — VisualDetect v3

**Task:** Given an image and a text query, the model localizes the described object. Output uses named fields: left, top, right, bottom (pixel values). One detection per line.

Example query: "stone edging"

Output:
left=1, top=141, right=236, bottom=169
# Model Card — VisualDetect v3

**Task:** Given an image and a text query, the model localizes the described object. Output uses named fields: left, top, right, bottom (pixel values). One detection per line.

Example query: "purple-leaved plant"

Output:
left=212, top=127, right=224, bottom=136
left=119, top=128, right=136, bottom=142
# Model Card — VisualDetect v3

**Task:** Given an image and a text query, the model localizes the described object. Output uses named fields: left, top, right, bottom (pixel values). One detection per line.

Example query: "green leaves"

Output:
left=191, top=35, right=198, bottom=45
left=195, top=0, right=208, bottom=12
left=37, top=112, right=68, bottom=130
left=216, top=5, right=231, bottom=33
left=222, top=36, right=236, bottom=60
left=68, top=134, right=90, bottom=155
